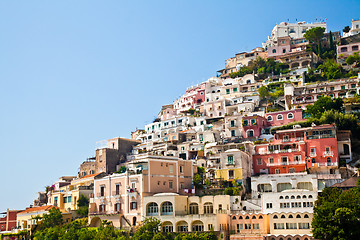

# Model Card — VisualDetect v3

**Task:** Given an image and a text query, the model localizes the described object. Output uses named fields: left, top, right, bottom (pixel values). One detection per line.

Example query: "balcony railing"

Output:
left=323, top=151, right=334, bottom=157
left=309, top=152, right=316, bottom=157
left=89, top=210, right=122, bottom=216
left=96, top=193, right=106, bottom=198
left=307, top=134, right=336, bottom=140
left=267, top=161, right=306, bottom=167
left=312, top=162, right=338, bottom=167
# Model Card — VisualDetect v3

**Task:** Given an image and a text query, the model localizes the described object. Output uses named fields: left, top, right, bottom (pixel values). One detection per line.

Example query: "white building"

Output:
left=344, top=19, right=360, bottom=37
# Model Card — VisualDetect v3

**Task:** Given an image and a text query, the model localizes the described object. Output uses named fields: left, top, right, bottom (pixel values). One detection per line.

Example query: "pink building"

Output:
left=253, top=124, right=339, bottom=175
left=89, top=155, right=196, bottom=229
left=242, top=115, right=267, bottom=139
left=265, top=109, right=303, bottom=127
left=174, top=83, right=206, bottom=114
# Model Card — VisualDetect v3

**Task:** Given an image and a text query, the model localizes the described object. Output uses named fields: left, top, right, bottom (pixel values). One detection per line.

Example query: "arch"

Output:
left=308, top=195, right=313, bottom=199
left=297, top=195, right=301, bottom=199
left=203, top=202, right=213, bottom=214
left=279, top=196, right=284, bottom=199
left=232, top=216, right=237, bottom=220
left=176, top=221, right=188, bottom=232
left=89, top=217, right=101, bottom=227
left=267, top=115, right=273, bottom=121
left=132, top=217, right=137, bottom=226
left=246, top=129, right=254, bottom=138
left=281, top=215, right=286, bottom=218
left=287, top=113, right=294, bottom=119
left=303, top=195, right=307, bottom=198
left=288, top=214, right=293, bottom=218
left=273, top=215, right=278, bottom=219
left=291, top=195, right=295, bottom=199
left=245, top=216, right=250, bottom=219
left=291, top=62, right=300, bottom=68
left=252, top=215, right=256, bottom=219
left=277, top=114, right=283, bottom=120
left=239, top=216, right=243, bottom=219
left=161, top=201, right=173, bottom=215
left=189, top=203, right=199, bottom=214
left=297, top=181, right=313, bottom=191
left=277, top=183, right=292, bottom=192
left=146, top=202, right=159, bottom=216
left=285, top=196, right=289, bottom=199
left=304, top=214, right=309, bottom=218
left=296, top=214, right=301, bottom=218
left=191, top=220, right=204, bottom=232
left=162, top=221, right=173, bottom=232
left=302, top=60, right=310, bottom=67
left=259, top=215, right=263, bottom=219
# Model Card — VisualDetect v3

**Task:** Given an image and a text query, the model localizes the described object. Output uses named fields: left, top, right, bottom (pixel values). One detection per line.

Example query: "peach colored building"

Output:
left=229, top=213, right=270, bottom=240
left=89, top=154, right=196, bottom=229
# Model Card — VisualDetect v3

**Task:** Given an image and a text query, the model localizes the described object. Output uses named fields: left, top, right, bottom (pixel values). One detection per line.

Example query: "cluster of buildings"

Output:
left=2, top=19, right=360, bottom=240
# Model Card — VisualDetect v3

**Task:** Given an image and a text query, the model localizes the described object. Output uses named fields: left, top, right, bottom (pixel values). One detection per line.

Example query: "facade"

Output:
left=337, top=33, right=360, bottom=65
left=229, top=213, right=269, bottom=240
left=16, top=206, right=71, bottom=232
left=142, top=194, right=231, bottom=233
left=0, top=209, right=22, bottom=233
left=343, top=19, right=360, bottom=37
left=89, top=155, right=196, bottom=229
left=173, top=83, right=206, bottom=114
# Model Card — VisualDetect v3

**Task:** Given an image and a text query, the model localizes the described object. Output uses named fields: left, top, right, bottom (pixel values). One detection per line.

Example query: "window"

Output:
left=330, top=87, right=335, bottom=91
left=275, top=169, right=280, bottom=174
left=272, top=49, right=276, bottom=53
left=257, top=158, right=262, bottom=165
left=208, top=224, right=213, bottom=230
left=230, top=120, right=235, bottom=127
left=231, top=130, right=235, bottom=137
left=310, top=148, right=316, bottom=156
left=169, top=165, right=173, bottom=173
left=226, top=89, right=230, bottom=94
left=267, top=116, right=273, bottom=121
left=277, top=114, right=283, bottom=120
left=115, top=203, right=121, bottom=212
left=266, top=203, right=273, bottom=209
left=228, top=155, right=234, bottom=165
left=161, top=202, right=173, bottom=215
left=229, top=170, right=234, bottom=179
left=250, top=119, right=256, bottom=125
left=204, top=203, right=213, bottom=214
left=294, top=155, right=301, bottom=161
left=274, top=223, right=285, bottom=229
left=233, top=88, right=238, bottom=92
left=243, top=120, right=249, bottom=126
left=247, top=130, right=254, bottom=137
left=352, top=45, right=359, bottom=51
left=258, top=184, right=272, bottom=192
left=287, top=113, right=294, bottom=119
left=180, top=165, right=184, bottom=173
left=289, top=168, right=295, bottom=173
left=277, top=183, right=292, bottom=192
left=286, top=223, right=297, bottom=229
left=253, top=223, right=259, bottom=229
left=100, top=186, right=105, bottom=197
left=298, top=223, right=310, bottom=229
left=130, top=202, right=137, bottom=210
left=245, top=224, right=251, bottom=229
left=169, top=181, right=173, bottom=189
left=189, top=203, right=199, bottom=214
left=269, top=157, right=274, bottom=163
left=236, top=224, right=243, bottom=233
left=281, top=156, right=288, bottom=163
left=99, top=204, right=106, bottom=212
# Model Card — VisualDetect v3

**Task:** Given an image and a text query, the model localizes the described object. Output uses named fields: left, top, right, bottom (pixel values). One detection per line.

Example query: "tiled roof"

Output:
left=332, top=177, right=360, bottom=188
left=80, top=172, right=102, bottom=179
left=18, top=205, right=56, bottom=215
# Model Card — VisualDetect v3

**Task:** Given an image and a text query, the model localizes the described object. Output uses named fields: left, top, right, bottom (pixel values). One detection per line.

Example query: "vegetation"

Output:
left=229, top=57, right=289, bottom=79
left=30, top=215, right=217, bottom=240
left=304, top=27, right=325, bottom=55
left=306, top=96, right=343, bottom=118
left=76, top=194, right=90, bottom=217
left=346, top=52, right=360, bottom=67
left=193, top=167, right=205, bottom=189
left=312, top=183, right=360, bottom=240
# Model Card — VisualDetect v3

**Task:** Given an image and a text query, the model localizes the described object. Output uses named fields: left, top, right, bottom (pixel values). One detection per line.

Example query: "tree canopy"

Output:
left=306, top=96, right=343, bottom=118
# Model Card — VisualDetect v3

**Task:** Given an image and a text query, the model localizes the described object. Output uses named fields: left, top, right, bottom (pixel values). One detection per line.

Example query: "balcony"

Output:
left=312, top=162, right=338, bottom=167
left=112, top=191, right=121, bottom=196
left=96, top=193, right=106, bottom=198
left=281, top=138, right=292, bottom=143
left=323, top=151, right=334, bottom=157
left=309, top=152, right=316, bottom=157
left=89, top=210, right=123, bottom=216
left=267, top=161, right=305, bottom=167
left=307, top=134, right=336, bottom=140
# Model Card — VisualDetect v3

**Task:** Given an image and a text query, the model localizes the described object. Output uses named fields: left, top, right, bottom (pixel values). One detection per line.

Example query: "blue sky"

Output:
left=0, top=0, right=359, bottom=210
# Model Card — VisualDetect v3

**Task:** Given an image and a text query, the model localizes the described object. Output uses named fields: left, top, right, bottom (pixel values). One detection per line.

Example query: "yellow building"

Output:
left=16, top=206, right=71, bottom=232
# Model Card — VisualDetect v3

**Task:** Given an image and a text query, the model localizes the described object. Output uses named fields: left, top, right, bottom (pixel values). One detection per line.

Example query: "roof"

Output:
left=80, top=172, right=102, bottom=179
left=18, top=205, right=56, bottom=215
left=331, top=177, right=360, bottom=188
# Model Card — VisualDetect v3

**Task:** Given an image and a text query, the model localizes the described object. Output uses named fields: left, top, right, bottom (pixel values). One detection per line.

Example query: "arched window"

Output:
left=239, top=216, right=243, bottom=219
left=287, top=113, right=294, bottom=119
left=277, top=114, right=283, bottom=120
left=259, top=215, right=263, bottom=219
left=245, top=216, right=250, bottom=219
left=279, top=196, right=284, bottom=199
left=296, top=214, right=301, bottom=218
left=252, top=215, right=256, bottom=219
left=267, top=116, right=273, bottom=121
left=232, top=216, right=237, bottom=220
left=297, top=195, right=301, bottom=199
left=161, top=202, right=173, bottom=215
left=281, top=215, right=286, bottom=218
left=288, top=214, right=293, bottom=218
left=308, top=195, right=313, bottom=199
left=273, top=215, right=278, bottom=219
left=147, top=202, right=159, bottom=216
left=291, top=195, right=295, bottom=199
left=272, top=49, right=276, bottom=53
left=304, top=214, right=309, bottom=218
left=247, top=130, right=254, bottom=138
left=203, top=203, right=213, bottom=214
left=189, top=203, right=199, bottom=214
left=192, top=220, right=204, bottom=232
left=303, top=195, right=307, bottom=198
left=277, top=183, right=292, bottom=192
left=285, top=196, right=289, bottom=199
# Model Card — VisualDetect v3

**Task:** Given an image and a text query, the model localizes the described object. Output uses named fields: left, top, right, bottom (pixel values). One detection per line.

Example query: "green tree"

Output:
left=304, top=27, right=325, bottom=54
left=39, top=207, right=64, bottom=230
left=312, top=186, right=360, bottom=240
left=346, top=52, right=360, bottom=66
left=132, top=217, right=161, bottom=240
left=76, top=194, right=89, bottom=217
left=306, top=96, right=343, bottom=118
left=343, top=26, right=351, bottom=33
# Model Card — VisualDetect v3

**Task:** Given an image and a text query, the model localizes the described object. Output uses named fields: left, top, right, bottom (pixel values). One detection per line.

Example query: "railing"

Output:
left=281, top=138, right=292, bottom=142
left=323, top=151, right=334, bottom=156
left=96, top=193, right=105, bottom=197
left=267, top=161, right=306, bottom=167
left=307, top=134, right=336, bottom=139
left=89, top=210, right=123, bottom=216
left=216, top=209, right=228, bottom=214
left=112, top=191, right=121, bottom=196
left=312, top=162, right=338, bottom=167
left=309, top=152, right=316, bottom=157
